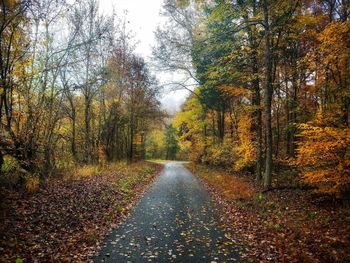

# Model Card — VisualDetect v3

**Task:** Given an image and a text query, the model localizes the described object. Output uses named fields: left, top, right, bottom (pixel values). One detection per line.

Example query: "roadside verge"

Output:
left=0, top=161, right=163, bottom=262
left=187, top=163, right=350, bottom=263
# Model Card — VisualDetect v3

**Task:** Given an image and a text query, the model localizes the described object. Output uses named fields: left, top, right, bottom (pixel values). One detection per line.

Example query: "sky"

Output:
left=99, top=0, right=189, bottom=114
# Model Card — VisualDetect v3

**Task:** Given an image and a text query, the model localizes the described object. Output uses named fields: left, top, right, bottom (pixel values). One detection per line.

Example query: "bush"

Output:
left=0, top=156, right=25, bottom=188
left=1, top=156, right=18, bottom=173
left=188, top=139, right=206, bottom=163
left=203, top=142, right=233, bottom=167
left=25, top=175, right=40, bottom=194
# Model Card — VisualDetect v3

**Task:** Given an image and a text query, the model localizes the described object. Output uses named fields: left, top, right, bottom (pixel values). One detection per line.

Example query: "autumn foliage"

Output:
left=165, top=0, right=350, bottom=195
left=297, top=122, right=350, bottom=195
left=189, top=164, right=254, bottom=201
left=0, top=0, right=163, bottom=182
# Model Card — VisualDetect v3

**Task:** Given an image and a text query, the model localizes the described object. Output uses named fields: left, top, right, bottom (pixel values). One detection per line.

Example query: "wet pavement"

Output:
left=94, top=162, right=242, bottom=262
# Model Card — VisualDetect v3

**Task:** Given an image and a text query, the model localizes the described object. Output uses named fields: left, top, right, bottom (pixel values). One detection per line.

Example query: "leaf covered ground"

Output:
left=188, top=164, right=350, bottom=263
left=0, top=161, right=162, bottom=262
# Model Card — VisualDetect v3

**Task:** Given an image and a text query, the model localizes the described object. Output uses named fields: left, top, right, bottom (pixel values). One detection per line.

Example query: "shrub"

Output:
left=25, top=175, right=40, bottom=194
left=188, top=139, right=206, bottom=163
left=0, top=156, right=25, bottom=188
left=204, top=142, right=233, bottom=167
left=1, top=156, right=18, bottom=173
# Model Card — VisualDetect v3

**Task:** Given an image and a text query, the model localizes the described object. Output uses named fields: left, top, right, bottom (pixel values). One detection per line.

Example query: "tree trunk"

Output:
left=254, top=74, right=263, bottom=181
left=85, top=96, right=91, bottom=163
left=71, top=108, right=77, bottom=160
left=217, top=110, right=225, bottom=142
left=276, top=99, right=280, bottom=158
left=0, top=150, right=4, bottom=175
left=245, top=0, right=263, bottom=180
left=128, top=121, right=134, bottom=164
left=212, top=110, right=216, bottom=141
left=285, top=75, right=291, bottom=156
left=290, top=72, right=298, bottom=156
left=263, top=0, right=273, bottom=189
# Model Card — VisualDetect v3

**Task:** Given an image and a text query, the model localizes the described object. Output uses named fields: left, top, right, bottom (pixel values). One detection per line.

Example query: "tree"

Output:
left=145, top=128, right=166, bottom=160
left=262, top=0, right=273, bottom=189
left=164, top=0, right=350, bottom=196
left=165, top=125, right=179, bottom=160
left=152, top=0, right=203, bottom=94
left=0, top=0, right=29, bottom=172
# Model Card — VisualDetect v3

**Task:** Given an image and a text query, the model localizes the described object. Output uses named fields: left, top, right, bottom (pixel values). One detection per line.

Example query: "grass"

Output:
left=62, top=161, right=128, bottom=181
left=147, top=159, right=173, bottom=164
left=146, top=159, right=190, bottom=164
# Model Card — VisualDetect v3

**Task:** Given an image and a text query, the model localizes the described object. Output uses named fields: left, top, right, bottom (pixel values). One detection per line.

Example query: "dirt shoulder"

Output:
left=187, top=163, right=350, bottom=263
left=0, top=161, right=163, bottom=262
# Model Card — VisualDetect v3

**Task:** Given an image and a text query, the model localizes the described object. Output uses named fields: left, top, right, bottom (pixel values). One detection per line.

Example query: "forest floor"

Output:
left=0, top=161, right=162, bottom=262
left=187, top=164, right=350, bottom=263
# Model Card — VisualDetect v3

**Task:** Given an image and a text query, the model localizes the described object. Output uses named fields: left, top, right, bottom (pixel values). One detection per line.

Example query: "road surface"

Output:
left=94, top=162, right=242, bottom=262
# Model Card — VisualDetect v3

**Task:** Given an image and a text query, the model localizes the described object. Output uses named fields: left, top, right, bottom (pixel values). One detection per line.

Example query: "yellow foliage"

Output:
left=189, top=139, right=206, bottom=163
left=173, top=92, right=207, bottom=162
left=74, top=165, right=100, bottom=179
left=314, top=20, right=350, bottom=100
left=145, top=128, right=167, bottom=159
left=234, top=115, right=255, bottom=171
left=25, top=175, right=40, bottom=194
left=107, top=161, right=127, bottom=171
left=3, top=0, right=18, bottom=10
left=65, top=162, right=128, bottom=180
left=204, top=142, right=233, bottom=167
left=297, top=123, right=350, bottom=195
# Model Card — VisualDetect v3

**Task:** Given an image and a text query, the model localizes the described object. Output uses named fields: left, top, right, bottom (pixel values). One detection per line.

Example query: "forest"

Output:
left=150, top=0, right=350, bottom=194
left=0, top=0, right=164, bottom=179
left=1, top=0, right=350, bottom=262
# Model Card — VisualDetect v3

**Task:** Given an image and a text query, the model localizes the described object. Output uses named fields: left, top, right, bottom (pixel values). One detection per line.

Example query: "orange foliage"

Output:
left=234, top=115, right=255, bottom=171
left=297, top=122, right=350, bottom=195
left=215, top=175, right=253, bottom=200
left=196, top=165, right=253, bottom=200
left=219, top=85, right=248, bottom=98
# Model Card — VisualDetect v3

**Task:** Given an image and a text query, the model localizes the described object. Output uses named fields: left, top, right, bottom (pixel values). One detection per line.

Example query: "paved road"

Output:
left=94, top=162, right=242, bottom=262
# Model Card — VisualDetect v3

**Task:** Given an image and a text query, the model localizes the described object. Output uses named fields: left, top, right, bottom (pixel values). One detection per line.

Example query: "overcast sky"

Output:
left=99, top=0, right=189, bottom=114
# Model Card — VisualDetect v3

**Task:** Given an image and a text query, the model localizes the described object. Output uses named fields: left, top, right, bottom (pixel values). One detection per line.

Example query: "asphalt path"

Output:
left=94, top=162, right=242, bottom=262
